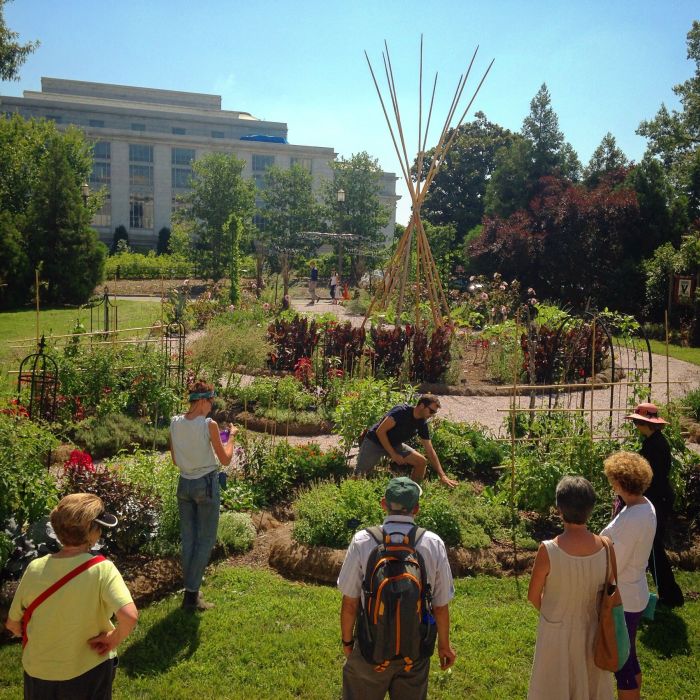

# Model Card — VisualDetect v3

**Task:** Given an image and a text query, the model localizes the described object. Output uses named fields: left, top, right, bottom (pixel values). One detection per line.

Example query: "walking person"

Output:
left=170, top=380, right=236, bottom=611
left=308, top=261, right=319, bottom=304
left=6, top=494, right=138, bottom=700
left=600, top=452, right=657, bottom=700
left=527, top=476, right=614, bottom=699
left=330, top=269, right=339, bottom=304
left=354, top=395, right=458, bottom=487
left=625, top=403, right=684, bottom=608
left=338, top=477, right=456, bottom=700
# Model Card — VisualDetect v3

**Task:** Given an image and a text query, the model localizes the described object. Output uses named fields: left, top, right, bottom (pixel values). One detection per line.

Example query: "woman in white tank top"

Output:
left=170, top=381, right=235, bottom=611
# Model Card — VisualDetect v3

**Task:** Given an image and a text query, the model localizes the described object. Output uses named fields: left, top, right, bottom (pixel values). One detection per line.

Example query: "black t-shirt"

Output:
left=366, top=403, right=430, bottom=448
left=640, top=429, right=674, bottom=506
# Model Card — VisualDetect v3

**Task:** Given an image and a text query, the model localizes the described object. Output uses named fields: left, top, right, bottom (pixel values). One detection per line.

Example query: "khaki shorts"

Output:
left=354, top=438, right=412, bottom=475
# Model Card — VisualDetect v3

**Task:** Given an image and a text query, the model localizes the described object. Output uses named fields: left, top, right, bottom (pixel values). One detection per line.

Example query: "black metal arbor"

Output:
left=17, top=336, right=58, bottom=422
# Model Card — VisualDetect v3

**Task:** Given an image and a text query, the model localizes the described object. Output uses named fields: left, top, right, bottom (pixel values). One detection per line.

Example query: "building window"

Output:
left=253, top=174, right=266, bottom=190
left=89, top=119, right=105, bottom=128
left=129, top=193, right=153, bottom=229
left=129, top=164, right=153, bottom=187
left=172, top=167, right=191, bottom=188
left=93, top=141, right=110, bottom=160
left=131, top=123, right=146, bottom=131
left=92, top=192, right=111, bottom=228
left=172, top=127, right=186, bottom=135
left=252, top=154, right=275, bottom=172
left=211, top=130, right=225, bottom=139
left=90, top=162, right=111, bottom=186
left=129, top=144, right=153, bottom=162
left=291, top=157, right=312, bottom=173
left=172, top=148, right=195, bottom=165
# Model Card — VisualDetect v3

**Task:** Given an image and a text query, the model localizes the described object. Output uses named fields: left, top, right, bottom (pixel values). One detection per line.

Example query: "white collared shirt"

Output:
left=337, top=515, right=455, bottom=607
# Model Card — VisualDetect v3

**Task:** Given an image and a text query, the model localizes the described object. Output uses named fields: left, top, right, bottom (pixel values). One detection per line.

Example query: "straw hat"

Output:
left=625, top=402, right=669, bottom=425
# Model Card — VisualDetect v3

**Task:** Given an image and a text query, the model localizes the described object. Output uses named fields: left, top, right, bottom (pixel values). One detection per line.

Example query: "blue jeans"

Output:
left=177, top=471, right=220, bottom=592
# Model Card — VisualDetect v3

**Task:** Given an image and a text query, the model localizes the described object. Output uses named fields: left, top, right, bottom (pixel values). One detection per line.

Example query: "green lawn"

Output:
left=1, top=566, right=697, bottom=699
left=0, top=300, right=162, bottom=390
left=647, top=339, right=700, bottom=367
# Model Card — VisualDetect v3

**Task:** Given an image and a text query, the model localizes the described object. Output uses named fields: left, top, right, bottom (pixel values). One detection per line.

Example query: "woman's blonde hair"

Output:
left=603, top=451, right=653, bottom=496
left=50, top=493, right=104, bottom=546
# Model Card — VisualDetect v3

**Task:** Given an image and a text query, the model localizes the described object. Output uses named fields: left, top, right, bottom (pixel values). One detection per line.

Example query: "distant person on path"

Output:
left=330, top=270, right=339, bottom=304
left=308, top=261, right=319, bottom=304
left=170, top=380, right=236, bottom=611
left=601, top=452, right=656, bottom=700
left=527, top=476, right=614, bottom=699
left=338, top=477, right=456, bottom=700
left=354, top=395, right=458, bottom=488
left=6, top=494, right=138, bottom=700
left=625, top=402, right=684, bottom=608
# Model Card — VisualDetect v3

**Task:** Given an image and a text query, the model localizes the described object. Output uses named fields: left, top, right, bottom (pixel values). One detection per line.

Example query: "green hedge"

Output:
left=104, top=252, right=194, bottom=280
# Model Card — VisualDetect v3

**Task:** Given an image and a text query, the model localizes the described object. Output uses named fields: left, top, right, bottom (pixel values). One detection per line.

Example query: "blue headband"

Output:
left=189, top=390, right=216, bottom=401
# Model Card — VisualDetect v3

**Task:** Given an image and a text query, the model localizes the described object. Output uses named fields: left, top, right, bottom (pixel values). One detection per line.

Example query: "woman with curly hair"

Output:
left=170, top=380, right=236, bottom=611
left=600, top=452, right=656, bottom=700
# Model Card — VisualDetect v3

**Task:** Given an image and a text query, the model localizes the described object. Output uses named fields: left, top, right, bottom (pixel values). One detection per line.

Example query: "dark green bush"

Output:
left=71, top=414, right=169, bottom=459
left=682, top=388, right=700, bottom=422
left=0, top=414, right=59, bottom=528
left=430, top=420, right=504, bottom=481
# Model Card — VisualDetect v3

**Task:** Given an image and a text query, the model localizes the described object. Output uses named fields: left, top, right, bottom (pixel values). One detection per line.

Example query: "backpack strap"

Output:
left=21, top=555, right=106, bottom=649
left=365, top=526, right=385, bottom=545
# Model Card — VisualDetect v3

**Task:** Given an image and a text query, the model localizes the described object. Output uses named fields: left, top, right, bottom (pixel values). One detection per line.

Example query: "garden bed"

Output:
left=233, top=410, right=333, bottom=436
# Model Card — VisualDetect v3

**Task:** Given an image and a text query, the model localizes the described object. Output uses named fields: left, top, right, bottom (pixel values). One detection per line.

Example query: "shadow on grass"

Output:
left=639, top=607, right=690, bottom=657
left=120, top=607, right=201, bottom=676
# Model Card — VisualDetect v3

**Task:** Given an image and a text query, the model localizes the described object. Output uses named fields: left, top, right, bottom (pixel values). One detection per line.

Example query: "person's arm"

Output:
left=88, top=602, right=139, bottom=655
left=422, top=440, right=458, bottom=488
left=208, top=420, right=235, bottom=466
left=601, top=517, right=635, bottom=579
left=340, top=595, right=359, bottom=658
left=169, top=436, right=177, bottom=468
left=433, top=604, right=456, bottom=670
left=527, top=542, right=550, bottom=610
left=375, top=416, right=405, bottom=463
left=5, top=617, right=22, bottom=637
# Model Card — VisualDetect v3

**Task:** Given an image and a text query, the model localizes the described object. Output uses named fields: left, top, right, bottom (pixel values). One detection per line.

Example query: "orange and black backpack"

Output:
left=355, top=525, right=437, bottom=671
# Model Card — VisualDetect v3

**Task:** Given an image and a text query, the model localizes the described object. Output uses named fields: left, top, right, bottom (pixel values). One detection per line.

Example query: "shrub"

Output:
left=332, top=378, right=417, bottom=452
left=430, top=420, right=504, bottom=481
left=0, top=414, right=59, bottom=529
left=104, top=251, right=193, bottom=279
left=62, top=464, right=159, bottom=555
left=682, top=388, right=700, bottom=422
left=322, top=321, right=366, bottom=374
left=369, top=324, right=413, bottom=378
left=238, top=434, right=348, bottom=506
left=411, top=324, right=452, bottom=383
left=71, top=414, right=169, bottom=459
left=267, top=315, right=320, bottom=371
left=106, top=449, right=180, bottom=554
left=217, top=512, right=255, bottom=554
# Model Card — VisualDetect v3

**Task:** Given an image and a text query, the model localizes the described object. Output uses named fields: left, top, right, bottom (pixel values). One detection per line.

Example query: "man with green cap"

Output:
left=337, top=477, right=456, bottom=699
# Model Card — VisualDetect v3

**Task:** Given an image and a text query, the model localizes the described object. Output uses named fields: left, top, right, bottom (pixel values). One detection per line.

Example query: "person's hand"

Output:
left=438, top=642, right=456, bottom=670
left=230, top=425, right=239, bottom=438
left=391, top=454, right=407, bottom=466
left=440, top=475, right=459, bottom=489
left=88, top=630, right=118, bottom=656
left=343, top=643, right=353, bottom=659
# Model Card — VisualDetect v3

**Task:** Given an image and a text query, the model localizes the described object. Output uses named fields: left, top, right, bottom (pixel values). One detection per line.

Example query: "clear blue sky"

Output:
left=2, top=0, right=697, bottom=225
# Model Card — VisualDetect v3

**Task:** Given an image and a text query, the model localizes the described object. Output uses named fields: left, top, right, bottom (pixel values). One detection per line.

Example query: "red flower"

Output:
left=64, top=449, right=95, bottom=472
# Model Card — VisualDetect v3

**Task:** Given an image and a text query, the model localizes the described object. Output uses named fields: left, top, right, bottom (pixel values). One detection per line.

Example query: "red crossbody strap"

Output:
left=21, top=555, right=106, bottom=649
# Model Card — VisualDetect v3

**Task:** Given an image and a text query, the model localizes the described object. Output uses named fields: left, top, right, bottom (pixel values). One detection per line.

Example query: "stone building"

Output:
left=0, top=78, right=398, bottom=248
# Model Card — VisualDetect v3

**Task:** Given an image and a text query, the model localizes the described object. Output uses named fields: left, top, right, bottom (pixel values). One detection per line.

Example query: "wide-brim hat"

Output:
left=625, top=402, right=668, bottom=425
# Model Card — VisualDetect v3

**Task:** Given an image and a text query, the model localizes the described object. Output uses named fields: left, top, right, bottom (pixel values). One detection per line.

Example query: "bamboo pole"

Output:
left=665, top=310, right=670, bottom=406
left=510, top=317, right=519, bottom=590
left=590, top=317, right=596, bottom=439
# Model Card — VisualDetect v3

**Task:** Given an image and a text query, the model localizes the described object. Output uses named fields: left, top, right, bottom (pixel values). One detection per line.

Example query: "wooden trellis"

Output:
left=363, top=38, right=493, bottom=328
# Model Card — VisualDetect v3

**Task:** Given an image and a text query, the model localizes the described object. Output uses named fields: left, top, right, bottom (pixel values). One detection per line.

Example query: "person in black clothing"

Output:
left=354, top=395, right=458, bottom=487
left=626, top=402, right=685, bottom=608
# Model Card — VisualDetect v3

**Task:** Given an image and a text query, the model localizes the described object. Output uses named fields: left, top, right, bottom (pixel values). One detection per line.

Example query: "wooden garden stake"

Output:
left=590, top=317, right=596, bottom=440
left=665, top=310, right=670, bottom=406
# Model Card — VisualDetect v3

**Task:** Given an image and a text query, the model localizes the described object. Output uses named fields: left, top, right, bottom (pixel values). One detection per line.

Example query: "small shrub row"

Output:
left=71, top=414, right=169, bottom=459
left=104, top=252, right=194, bottom=279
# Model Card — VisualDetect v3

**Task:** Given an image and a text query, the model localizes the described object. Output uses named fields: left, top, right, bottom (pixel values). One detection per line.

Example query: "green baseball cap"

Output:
left=385, top=477, right=422, bottom=510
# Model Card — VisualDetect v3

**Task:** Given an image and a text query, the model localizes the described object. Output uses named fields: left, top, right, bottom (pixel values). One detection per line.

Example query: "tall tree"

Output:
left=415, top=112, right=516, bottom=237
left=521, top=83, right=567, bottom=181
left=483, top=136, right=533, bottom=218
left=637, top=21, right=700, bottom=221
left=323, top=152, right=389, bottom=279
left=259, top=164, right=320, bottom=296
left=0, top=0, right=38, bottom=81
left=584, top=132, right=630, bottom=185
left=176, top=152, right=255, bottom=280
left=0, top=115, right=105, bottom=308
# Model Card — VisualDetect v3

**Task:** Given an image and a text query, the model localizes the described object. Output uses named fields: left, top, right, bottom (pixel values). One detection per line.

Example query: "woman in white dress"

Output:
left=528, top=476, right=614, bottom=700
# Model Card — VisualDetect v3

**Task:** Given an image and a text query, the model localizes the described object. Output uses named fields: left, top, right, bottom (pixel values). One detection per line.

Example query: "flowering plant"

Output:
left=63, top=449, right=95, bottom=472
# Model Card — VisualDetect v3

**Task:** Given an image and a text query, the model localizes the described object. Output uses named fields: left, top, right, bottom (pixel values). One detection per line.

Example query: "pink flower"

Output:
left=480, top=292, right=489, bottom=301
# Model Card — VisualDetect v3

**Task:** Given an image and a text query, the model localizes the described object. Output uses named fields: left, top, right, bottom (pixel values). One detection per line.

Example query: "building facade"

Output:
left=0, top=78, right=398, bottom=248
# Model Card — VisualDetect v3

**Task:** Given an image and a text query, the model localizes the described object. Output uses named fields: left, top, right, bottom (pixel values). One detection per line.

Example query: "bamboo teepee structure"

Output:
left=363, top=38, right=493, bottom=328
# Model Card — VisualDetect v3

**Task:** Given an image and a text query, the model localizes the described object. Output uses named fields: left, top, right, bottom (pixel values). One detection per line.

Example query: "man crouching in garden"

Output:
left=354, top=395, right=458, bottom=488
left=338, top=477, right=456, bottom=700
